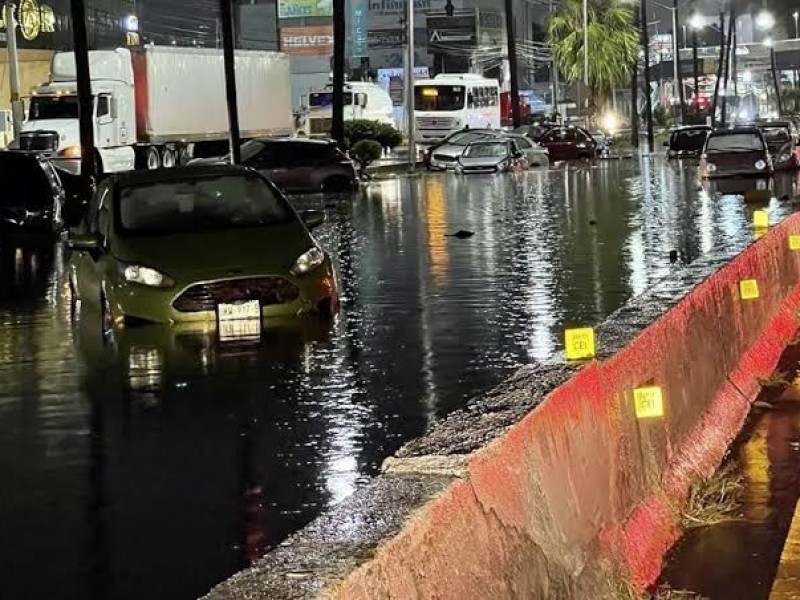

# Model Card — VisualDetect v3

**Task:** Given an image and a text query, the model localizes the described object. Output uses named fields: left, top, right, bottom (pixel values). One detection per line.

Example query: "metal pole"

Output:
left=331, top=0, right=346, bottom=145
left=731, top=15, right=737, bottom=102
left=550, top=0, right=558, bottom=117
left=771, top=46, right=783, bottom=115
left=630, top=6, right=640, bottom=147
left=505, top=0, right=521, bottom=127
left=220, top=0, right=241, bottom=163
left=583, top=0, right=589, bottom=119
left=404, top=0, right=415, bottom=166
left=640, top=0, right=654, bottom=152
left=711, top=12, right=724, bottom=126
left=692, top=29, right=699, bottom=113
left=672, top=0, right=685, bottom=122
left=69, top=0, right=95, bottom=180
left=721, top=9, right=733, bottom=127
left=4, top=1, right=22, bottom=141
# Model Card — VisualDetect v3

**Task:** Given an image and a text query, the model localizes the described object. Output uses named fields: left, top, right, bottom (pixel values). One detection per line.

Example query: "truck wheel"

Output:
left=146, top=147, right=162, bottom=170
left=162, top=148, right=177, bottom=169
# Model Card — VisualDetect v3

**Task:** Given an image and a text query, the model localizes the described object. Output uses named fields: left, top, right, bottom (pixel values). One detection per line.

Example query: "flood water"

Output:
left=1, top=160, right=798, bottom=600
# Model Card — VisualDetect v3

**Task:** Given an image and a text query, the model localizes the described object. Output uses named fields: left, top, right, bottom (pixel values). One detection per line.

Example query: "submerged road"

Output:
left=1, top=160, right=798, bottom=600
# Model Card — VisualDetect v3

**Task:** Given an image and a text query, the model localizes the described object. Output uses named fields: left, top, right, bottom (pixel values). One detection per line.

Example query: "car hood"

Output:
left=432, top=144, right=467, bottom=158
left=459, top=156, right=504, bottom=167
left=110, top=223, right=316, bottom=281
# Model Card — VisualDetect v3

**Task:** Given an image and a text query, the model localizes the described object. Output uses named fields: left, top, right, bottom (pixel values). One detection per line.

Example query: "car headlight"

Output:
left=755, top=160, right=766, bottom=170
left=756, top=179, right=768, bottom=191
left=291, top=247, right=325, bottom=276
left=121, top=264, right=174, bottom=288
left=706, top=163, right=717, bottom=172
left=779, top=153, right=790, bottom=163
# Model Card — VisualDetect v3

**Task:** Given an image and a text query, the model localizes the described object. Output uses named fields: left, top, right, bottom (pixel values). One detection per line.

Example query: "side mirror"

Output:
left=67, top=232, right=100, bottom=251
left=301, top=210, right=326, bottom=230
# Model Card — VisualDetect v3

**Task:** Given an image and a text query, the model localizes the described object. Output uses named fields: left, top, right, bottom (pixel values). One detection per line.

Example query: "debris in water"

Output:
left=447, top=230, right=475, bottom=239
left=669, top=250, right=679, bottom=264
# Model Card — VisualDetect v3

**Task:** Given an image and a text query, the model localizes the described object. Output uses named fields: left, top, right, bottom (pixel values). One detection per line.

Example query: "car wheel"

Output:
left=322, top=176, right=354, bottom=193
left=146, top=147, right=162, bottom=170
left=162, top=147, right=177, bottom=169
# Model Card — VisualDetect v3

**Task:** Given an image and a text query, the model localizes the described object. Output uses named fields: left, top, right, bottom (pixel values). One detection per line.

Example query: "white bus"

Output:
left=305, top=81, right=396, bottom=136
left=414, top=74, right=501, bottom=143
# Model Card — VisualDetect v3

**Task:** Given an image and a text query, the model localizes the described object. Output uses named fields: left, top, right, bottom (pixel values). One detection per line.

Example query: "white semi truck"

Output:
left=16, top=46, right=293, bottom=174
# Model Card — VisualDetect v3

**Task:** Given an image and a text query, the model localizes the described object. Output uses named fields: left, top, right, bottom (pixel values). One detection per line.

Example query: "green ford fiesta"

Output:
left=67, top=165, right=338, bottom=332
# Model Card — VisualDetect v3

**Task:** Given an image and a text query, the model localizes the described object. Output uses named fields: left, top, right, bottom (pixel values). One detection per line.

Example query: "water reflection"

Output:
left=1, top=162, right=799, bottom=600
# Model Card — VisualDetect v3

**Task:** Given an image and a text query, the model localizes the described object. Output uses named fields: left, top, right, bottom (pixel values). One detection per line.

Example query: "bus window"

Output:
left=414, top=86, right=466, bottom=111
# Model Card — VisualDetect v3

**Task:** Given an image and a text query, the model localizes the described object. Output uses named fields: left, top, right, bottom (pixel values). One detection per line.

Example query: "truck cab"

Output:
left=17, top=48, right=137, bottom=175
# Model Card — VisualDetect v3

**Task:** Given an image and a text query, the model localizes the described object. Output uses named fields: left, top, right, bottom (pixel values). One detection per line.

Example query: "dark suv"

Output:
left=192, top=138, right=358, bottom=194
left=0, top=151, right=65, bottom=239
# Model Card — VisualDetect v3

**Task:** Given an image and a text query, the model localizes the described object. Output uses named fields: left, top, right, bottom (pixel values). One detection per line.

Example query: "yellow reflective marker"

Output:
left=740, top=279, right=760, bottom=301
left=634, top=386, right=664, bottom=419
left=564, top=327, right=596, bottom=360
left=755, top=227, right=767, bottom=241
left=790, top=235, right=800, bottom=251
left=754, top=210, right=769, bottom=229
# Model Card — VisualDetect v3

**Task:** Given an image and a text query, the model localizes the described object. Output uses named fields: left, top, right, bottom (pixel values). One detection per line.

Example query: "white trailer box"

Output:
left=133, top=47, right=293, bottom=143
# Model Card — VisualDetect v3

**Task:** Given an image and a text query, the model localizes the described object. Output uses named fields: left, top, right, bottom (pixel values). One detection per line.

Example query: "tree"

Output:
left=548, top=0, right=639, bottom=120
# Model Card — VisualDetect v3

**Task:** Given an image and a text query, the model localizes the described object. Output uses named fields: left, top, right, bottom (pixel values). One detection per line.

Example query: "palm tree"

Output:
left=548, top=0, right=639, bottom=119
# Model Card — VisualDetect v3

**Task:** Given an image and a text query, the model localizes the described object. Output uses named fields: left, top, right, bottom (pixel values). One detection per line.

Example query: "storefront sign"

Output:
left=280, top=25, right=334, bottom=55
left=352, top=0, right=369, bottom=58
left=0, top=0, right=56, bottom=41
left=278, top=0, right=332, bottom=19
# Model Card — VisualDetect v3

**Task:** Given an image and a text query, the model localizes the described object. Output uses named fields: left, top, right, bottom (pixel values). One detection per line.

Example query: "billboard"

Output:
left=278, top=0, right=333, bottom=19
left=280, top=25, right=334, bottom=55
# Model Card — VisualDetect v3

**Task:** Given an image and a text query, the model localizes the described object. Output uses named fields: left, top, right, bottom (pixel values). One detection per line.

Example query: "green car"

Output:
left=67, top=165, right=338, bottom=333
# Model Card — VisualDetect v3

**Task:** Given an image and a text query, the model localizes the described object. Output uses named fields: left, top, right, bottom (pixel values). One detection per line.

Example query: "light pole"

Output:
left=757, top=10, right=780, bottom=117
left=3, top=0, right=22, bottom=141
left=404, top=0, right=415, bottom=166
left=672, top=0, right=685, bottom=122
left=794, top=11, right=799, bottom=38
left=689, top=13, right=702, bottom=114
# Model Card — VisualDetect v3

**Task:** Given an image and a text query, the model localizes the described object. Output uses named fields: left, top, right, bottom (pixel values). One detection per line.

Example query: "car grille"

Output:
left=432, top=154, right=457, bottom=162
left=17, top=131, right=59, bottom=152
left=310, top=118, right=332, bottom=135
left=417, top=116, right=454, bottom=130
left=172, top=277, right=300, bottom=313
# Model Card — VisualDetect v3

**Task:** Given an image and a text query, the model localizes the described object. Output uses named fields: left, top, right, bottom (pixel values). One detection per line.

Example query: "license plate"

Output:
left=217, top=300, right=261, bottom=321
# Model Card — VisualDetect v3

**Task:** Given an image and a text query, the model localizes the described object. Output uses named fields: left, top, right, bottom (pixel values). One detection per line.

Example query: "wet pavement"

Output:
left=659, top=343, right=800, bottom=600
left=2, top=160, right=800, bottom=600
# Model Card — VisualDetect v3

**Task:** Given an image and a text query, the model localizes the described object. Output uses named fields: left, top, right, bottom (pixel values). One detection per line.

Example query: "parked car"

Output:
left=513, top=123, right=552, bottom=142
left=67, top=165, right=338, bottom=333
left=456, top=139, right=528, bottom=174
left=756, top=121, right=800, bottom=171
left=422, top=128, right=502, bottom=170
left=190, top=138, right=357, bottom=194
left=666, top=125, right=711, bottom=159
left=0, top=150, right=65, bottom=239
left=502, top=133, right=549, bottom=166
left=699, top=127, right=772, bottom=179
left=538, top=126, right=597, bottom=161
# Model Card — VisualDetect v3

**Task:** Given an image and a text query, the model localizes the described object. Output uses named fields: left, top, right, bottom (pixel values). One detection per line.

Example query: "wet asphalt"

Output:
left=1, top=159, right=799, bottom=600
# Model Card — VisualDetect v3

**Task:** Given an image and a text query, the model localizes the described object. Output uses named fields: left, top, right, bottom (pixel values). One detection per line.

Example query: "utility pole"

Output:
left=770, top=42, right=783, bottom=114
left=640, top=0, right=653, bottom=152
left=505, top=0, right=521, bottom=127
left=691, top=28, right=699, bottom=112
left=630, top=6, right=639, bottom=147
left=711, top=12, right=725, bottom=126
left=550, top=0, right=558, bottom=118
left=69, top=0, right=96, bottom=180
left=219, top=0, right=241, bottom=164
left=4, top=1, right=22, bottom=141
left=404, top=0, right=415, bottom=166
left=331, top=0, right=346, bottom=145
left=583, top=0, right=589, bottom=118
left=720, top=10, right=733, bottom=127
left=672, top=0, right=685, bottom=122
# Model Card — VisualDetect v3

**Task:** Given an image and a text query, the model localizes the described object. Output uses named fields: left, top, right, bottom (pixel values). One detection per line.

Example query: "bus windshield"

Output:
left=415, top=86, right=466, bottom=111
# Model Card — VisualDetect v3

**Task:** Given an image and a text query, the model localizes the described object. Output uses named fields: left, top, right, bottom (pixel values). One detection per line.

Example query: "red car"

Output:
left=538, top=126, right=597, bottom=161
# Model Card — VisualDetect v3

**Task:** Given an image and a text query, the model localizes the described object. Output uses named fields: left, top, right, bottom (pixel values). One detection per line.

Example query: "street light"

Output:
left=794, top=11, right=799, bottom=38
left=689, top=14, right=702, bottom=113
left=756, top=10, right=775, bottom=31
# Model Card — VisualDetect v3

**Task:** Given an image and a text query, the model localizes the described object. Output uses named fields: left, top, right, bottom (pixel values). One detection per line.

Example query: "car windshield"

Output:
left=671, top=129, right=709, bottom=151
left=0, top=154, right=52, bottom=208
left=760, top=127, right=791, bottom=151
left=705, top=133, right=764, bottom=153
left=309, top=92, right=353, bottom=108
left=415, top=85, right=466, bottom=111
left=446, top=131, right=493, bottom=146
left=28, top=95, right=79, bottom=120
left=463, top=143, right=507, bottom=158
left=118, top=175, right=295, bottom=235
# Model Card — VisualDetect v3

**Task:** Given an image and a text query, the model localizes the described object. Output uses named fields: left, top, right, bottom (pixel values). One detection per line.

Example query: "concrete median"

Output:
left=205, top=214, right=800, bottom=600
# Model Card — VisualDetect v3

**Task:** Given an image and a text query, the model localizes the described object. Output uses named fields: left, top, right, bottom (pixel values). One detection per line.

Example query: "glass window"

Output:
left=117, top=175, right=295, bottom=236
left=447, top=131, right=494, bottom=145
left=308, top=92, right=354, bottom=108
left=463, top=142, right=509, bottom=158
left=705, top=132, right=765, bottom=153
left=670, top=128, right=709, bottom=152
left=760, top=126, right=791, bottom=152
left=512, top=136, right=532, bottom=149
left=415, top=85, right=466, bottom=111
left=29, top=95, right=79, bottom=120
left=97, top=95, right=111, bottom=118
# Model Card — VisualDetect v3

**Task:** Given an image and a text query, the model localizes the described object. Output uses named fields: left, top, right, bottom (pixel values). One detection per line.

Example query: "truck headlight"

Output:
left=121, top=264, right=174, bottom=288
left=291, top=247, right=325, bottom=276
left=706, top=163, right=717, bottom=172
left=755, top=160, right=766, bottom=170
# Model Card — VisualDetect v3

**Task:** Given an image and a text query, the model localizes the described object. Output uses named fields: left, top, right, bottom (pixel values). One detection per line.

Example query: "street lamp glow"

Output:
left=794, top=10, right=799, bottom=18
left=688, top=13, right=704, bottom=30
left=756, top=10, right=775, bottom=31
left=764, top=36, right=774, bottom=47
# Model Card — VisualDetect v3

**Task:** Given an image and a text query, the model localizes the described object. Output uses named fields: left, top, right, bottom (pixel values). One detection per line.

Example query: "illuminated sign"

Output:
left=0, top=0, right=56, bottom=41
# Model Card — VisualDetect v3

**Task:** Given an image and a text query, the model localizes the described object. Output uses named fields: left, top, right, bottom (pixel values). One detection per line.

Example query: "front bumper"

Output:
left=104, top=268, right=338, bottom=325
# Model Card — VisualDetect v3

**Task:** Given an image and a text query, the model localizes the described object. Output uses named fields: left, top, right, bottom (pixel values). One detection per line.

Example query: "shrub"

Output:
left=351, top=139, right=383, bottom=173
left=344, top=119, right=403, bottom=150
